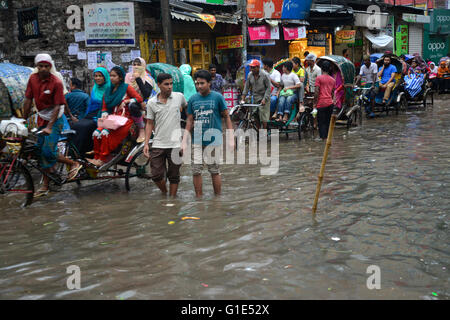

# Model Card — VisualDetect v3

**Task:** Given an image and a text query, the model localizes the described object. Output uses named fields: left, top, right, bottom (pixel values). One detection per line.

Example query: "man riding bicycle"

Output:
left=22, top=54, right=81, bottom=197
left=241, top=60, right=271, bottom=130
left=355, top=55, right=378, bottom=118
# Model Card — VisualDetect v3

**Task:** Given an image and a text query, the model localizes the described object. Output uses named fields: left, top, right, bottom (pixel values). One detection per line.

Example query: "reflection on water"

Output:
left=0, top=98, right=449, bottom=300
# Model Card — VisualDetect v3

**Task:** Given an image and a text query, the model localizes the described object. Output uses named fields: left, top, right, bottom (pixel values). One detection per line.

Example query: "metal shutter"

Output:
left=409, top=24, right=423, bottom=56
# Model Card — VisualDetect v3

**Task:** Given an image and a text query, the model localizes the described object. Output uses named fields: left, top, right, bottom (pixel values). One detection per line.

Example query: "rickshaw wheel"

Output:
left=400, top=95, right=408, bottom=112
left=423, top=90, right=433, bottom=109
left=357, top=107, right=363, bottom=126
left=125, top=150, right=151, bottom=192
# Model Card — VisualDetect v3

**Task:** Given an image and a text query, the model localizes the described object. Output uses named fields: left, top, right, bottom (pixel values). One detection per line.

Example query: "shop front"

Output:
left=288, top=30, right=332, bottom=62
left=400, top=13, right=431, bottom=56
left=215, top=34, right=244, bottom=80
left=145, top=9, right=239, bottom=73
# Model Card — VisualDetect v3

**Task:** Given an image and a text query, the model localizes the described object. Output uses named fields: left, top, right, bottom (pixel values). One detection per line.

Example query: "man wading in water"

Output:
left=181, top=70, right=234, bottom=198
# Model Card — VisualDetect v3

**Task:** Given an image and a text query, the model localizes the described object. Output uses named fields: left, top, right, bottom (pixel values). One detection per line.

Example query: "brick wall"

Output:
left=0, top=0, right=148, bottom=88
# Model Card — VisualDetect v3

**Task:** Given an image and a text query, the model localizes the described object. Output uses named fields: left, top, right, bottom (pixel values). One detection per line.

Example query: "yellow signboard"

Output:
left=336, top=30, right=356, bottom=44
left=216, top=35, right=244, bottom=50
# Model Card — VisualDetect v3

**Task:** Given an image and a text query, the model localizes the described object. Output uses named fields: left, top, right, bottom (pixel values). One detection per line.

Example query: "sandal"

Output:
left=67, top=163, right=82, bottom=181
left=87, top=159, right=104, bottom=168
left=34, top=187, right=49, bottom=198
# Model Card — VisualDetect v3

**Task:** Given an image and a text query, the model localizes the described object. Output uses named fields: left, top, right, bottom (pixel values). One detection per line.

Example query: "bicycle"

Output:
left=232, top=103, right=262, bottom=145
left=349, top=86, right=373, bottom=126
left=296, top=94, right=316, bottom=140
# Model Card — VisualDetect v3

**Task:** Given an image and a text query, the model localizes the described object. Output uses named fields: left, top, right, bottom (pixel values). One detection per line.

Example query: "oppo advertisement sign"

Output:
left=430, top=9, right=450, bottom=34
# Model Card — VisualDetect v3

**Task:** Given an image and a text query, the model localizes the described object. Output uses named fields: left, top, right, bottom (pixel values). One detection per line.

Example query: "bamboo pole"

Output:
left=312, top=112, right=337, bottom=215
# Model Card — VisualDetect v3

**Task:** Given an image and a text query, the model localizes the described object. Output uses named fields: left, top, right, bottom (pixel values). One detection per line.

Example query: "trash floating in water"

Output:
left=284, top=265, right=293, bottom=269
left=181, top=217, right=200, bottom=221
left=168, top=221, right=175, bottom=225
left=328, top=288, right=332, bottom=291
left=262, top=278, right=269, bottom=281
left=432, top=292, right=438, bottom=297
left=331, top=237, right=340, bottom=241
left=165, top=204, right=175, bottom=207
left=43, top=222, right=54, bottom=226
left=201, top=283, right=209, bottom=288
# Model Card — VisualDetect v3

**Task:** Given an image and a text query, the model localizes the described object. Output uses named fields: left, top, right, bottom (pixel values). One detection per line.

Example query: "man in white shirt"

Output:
left=305, top=53, right=322, bottom=94
left=262, top=58, right=281, bottom=116
left=356, top=55, right=378, bottom=117
left=144, top=73, right=187, bottom=197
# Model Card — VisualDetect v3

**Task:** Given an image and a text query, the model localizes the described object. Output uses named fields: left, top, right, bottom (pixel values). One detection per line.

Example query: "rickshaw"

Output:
left=266, top=58, right=302, bottom=140
left=370, top=54, right=404, bottom=115
left=315, top=55, right=360, bottom=129
left=0, top=112, right=152, bottom=206
left=397, top=68, right=434, bottom=111
left=1, top=63, right=189, bottom=206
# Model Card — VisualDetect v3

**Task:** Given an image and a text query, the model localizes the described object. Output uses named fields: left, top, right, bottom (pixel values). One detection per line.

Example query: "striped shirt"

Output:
left=404, top=74, right=424, bottom=98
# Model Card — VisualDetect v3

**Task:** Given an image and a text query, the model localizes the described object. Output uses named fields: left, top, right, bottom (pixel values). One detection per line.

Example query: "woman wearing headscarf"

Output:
left=428, top=61, right=439, bottom=91
left=125, top=57, right=157, bottom=143
left=88, top=66, right=143, bottom=167
left=71, top=67, right=111, bottom=157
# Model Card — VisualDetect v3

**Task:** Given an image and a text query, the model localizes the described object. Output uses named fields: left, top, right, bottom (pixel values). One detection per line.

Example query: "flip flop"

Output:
left=34, top=188, right=49, bottom=198
left=67, top=164, right=82, bottom=181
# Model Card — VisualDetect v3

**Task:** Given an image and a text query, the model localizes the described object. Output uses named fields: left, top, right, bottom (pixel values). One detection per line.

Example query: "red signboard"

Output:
left=247, top=0, right=283, bottom=19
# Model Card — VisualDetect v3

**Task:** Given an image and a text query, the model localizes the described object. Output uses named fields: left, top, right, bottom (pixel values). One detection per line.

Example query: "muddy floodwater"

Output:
left=0, top=96, right=449, bottom=300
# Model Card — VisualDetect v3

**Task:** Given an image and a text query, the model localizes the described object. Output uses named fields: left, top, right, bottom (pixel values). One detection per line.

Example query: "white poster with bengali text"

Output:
left=84, top=2, right=135, bottom=47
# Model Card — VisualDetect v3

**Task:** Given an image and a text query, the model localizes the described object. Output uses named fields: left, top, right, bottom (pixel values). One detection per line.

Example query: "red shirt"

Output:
left=25, top=73, right=66, bottom=111
left=315, top=74, right=336, bottom=109
left=25, top=73, right=66, bottom=126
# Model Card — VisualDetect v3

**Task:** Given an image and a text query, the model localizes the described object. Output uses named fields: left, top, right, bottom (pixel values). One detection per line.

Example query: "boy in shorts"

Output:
left=144, top=73, right=186, bottom=197
left=181, top=70, right=234, bottom=197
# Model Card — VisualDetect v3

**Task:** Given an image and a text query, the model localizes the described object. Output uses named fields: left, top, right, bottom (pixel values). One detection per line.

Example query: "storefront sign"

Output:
left=395, top=25, right=408, bottom=56
left=423, top=29, right=450, bottom=63
left=430, top=9, right=450, bottom=34
left=307, top=33, right=326, bottom=47
left=247, top=0, right=283, bottom=19
left=195, top=13, right=216, bottom=29
left=216, top=35, right=244, bottom=50
left=281, top=0, right=313, bottom=20
left=270, top=26, right=280, bottom=40
left=335, top=30, right=356, bottom=44
left=84, top=2, right=135, bottom=46
left=247, top=0, right=312, bottom=20
left=248, top=25, right=271, bottom=40
left=249, top=40, right=276, bottom=46
left=402, top=13, right=431, bottom=24
left=283, top=26, right=307, bottom=40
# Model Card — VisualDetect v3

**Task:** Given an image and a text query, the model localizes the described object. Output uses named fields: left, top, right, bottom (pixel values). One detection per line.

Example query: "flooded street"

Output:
left=1, top=97, right=449, bottom=300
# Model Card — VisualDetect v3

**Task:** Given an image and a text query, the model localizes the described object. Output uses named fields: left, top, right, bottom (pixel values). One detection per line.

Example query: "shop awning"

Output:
left=170, top=10, right=238, bottom=24
left=248, top=18, right=309, bottom=26
left=364, top=30, right=393, bottom=48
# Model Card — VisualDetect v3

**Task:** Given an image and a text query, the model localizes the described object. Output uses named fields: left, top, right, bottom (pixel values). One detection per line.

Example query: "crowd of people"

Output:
left=19, top=50, right=450, bottom=198
left=21, top=53, right=236, bottom=198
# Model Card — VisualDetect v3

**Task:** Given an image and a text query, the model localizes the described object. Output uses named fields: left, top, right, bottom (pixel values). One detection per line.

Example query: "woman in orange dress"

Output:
left=88, top=66, right=143, bottom=167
